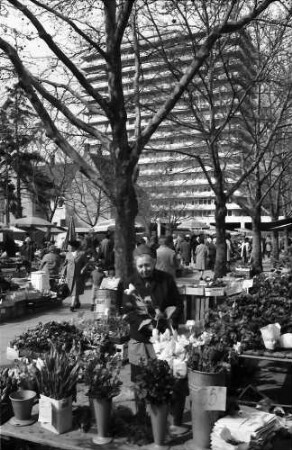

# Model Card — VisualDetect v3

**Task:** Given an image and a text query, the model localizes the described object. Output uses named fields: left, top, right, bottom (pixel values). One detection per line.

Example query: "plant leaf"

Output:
left=165, top=306, right=176, bottom=319
left=138, top=319, right=153, bottom=331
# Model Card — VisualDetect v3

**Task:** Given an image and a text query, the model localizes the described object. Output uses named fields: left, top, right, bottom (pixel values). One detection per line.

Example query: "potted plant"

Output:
left=35, top=345, right=80, bottom=434
left=135, top=358, right=175, bottom=448
left=83, top=353, right=122, bottom=445
left=187, top=332, right=235, bottom=450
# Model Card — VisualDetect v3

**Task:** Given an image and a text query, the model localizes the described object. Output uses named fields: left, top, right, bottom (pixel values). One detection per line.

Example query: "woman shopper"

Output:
left=62, top=240, right=88, bottom=312
left=195, top=235, right=209, bottom=280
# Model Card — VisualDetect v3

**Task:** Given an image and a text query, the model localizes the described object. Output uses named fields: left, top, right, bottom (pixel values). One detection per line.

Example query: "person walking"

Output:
left=61, top=239, right=88, bottom=312
left=155, top=235, right=178, bottom=279
left=195, top=235, right=209, bottom=280
left=178, top=235, right=191, bottom=266
left=20, top=235, right=35, bottom=274
left=206, top=236, right=216, bottom=271
left=240, top=237, right=250, bottom=265
left=90, top=261, right=105, bottom=311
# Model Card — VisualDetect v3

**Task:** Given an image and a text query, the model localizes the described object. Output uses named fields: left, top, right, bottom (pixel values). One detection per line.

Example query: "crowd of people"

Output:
left=0, top=227, right=278, bottom=315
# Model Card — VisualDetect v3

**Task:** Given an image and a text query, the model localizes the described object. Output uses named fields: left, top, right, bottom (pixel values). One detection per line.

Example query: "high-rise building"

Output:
left=83, top=27, right=258, bottom=229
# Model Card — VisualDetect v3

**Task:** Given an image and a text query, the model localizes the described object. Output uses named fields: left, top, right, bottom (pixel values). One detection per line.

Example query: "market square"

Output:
left=1, top=2, right=292, bottom=449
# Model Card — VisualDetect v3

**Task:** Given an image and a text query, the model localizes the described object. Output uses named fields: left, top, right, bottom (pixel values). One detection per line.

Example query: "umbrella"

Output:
left=12, top=216, right=54, bottom=228
left=0, top=225, right=26, bottom=233
left=62, top=216, right=76, bottom=250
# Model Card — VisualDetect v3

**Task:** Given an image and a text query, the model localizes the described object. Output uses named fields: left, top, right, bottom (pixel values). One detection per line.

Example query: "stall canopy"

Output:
left=94, top=219, right=144, bottom=233
left=177, top=219, right=209, bottom=230
left=12, top=216, right=54, bottom=228
left=262, top=218, right=292, bottom=231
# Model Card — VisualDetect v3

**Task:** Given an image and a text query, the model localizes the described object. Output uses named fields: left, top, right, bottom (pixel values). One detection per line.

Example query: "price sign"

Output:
left=189, top=384, right=226, bottom=411
left=38, top=396, right=53, bottom=423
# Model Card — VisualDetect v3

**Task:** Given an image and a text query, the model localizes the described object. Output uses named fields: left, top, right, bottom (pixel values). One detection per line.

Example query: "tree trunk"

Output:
left=250, top=211, right=262, bottom=275
left=271, top=230, right=279, bottom=263
left=114, top=175, right=138, bottom=281
left=214, top=196, right=227, bottom=278
left=283, top=229, right=289, bottom=252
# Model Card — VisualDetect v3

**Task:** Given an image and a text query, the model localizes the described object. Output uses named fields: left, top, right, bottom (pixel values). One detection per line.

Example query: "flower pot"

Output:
left=91, top=397, right=113, bottom=445
left=149, top=403, right=169, bottom=449
left=188, top=369, right=226, bottom=450
left=9, top=390, right=36, bottom=424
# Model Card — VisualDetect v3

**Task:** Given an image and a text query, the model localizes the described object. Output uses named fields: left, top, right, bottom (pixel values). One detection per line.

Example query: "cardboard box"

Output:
left=38, top=395, right=72, bottom=434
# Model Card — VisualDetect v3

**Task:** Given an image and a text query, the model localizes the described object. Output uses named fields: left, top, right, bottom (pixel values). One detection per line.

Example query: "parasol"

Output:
left=12, top=216, right=54, bottom=228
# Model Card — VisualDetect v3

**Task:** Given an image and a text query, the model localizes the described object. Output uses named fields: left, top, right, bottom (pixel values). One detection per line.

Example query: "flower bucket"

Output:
left=169, top=377, right=189, bottom=435
left=148, top=403, right=169, bottom=448
left=188, top=369, right=226, bottom=450
left=9, top=390, right=36, bottom=422
left=38, top=395, right=72, bottom=434
left=91, top=397, right=113, bottom=445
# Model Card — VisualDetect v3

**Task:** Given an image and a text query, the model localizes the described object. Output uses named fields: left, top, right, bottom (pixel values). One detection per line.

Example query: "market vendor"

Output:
left=39, top=245, right=62, bottom=289
left=122, top=245, right=184, bottom=381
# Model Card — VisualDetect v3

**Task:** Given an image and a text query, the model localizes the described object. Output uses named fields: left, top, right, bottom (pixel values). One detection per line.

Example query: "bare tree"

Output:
left=0, top=0, right=282, bottom=278
left=139, top=1, right=292, bottom=277
left=234, top=14, right=292, bottom=273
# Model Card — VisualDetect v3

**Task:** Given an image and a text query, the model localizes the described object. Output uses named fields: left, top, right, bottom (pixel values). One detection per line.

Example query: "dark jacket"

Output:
left=122, top=269, right=183, bottom=343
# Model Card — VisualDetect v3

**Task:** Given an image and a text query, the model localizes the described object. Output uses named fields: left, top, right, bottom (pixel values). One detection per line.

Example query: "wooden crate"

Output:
left=204, top=287, right=225, bottom=297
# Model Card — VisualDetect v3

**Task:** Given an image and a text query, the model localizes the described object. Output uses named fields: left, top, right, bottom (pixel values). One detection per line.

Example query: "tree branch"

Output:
left=0, top=36, right=106, bottom=189
left=7, top=0, right=111, bottom=118
left=136, top=0, right=278, bottom=153
left=27, top=0, right=108, bottom=61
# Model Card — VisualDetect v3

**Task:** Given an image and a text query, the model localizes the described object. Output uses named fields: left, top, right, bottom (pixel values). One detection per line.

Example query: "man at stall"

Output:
left=122, top=244, right=184, bottom=416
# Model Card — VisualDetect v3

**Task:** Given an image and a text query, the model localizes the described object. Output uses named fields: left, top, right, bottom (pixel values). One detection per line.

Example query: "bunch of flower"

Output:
left=83, top=353, right=122, bottom=399
left=35, top=345, right=80, bottom=400
left=123, top=283, right=177, bottom=334
left=135, top=358, right=175, bottom=406
left=187, top=331, right=236, bottom=374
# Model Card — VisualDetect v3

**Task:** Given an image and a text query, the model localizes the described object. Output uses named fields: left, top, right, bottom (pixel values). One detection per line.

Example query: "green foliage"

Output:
left=135, top=358, right=175, bottom=406
left=205, top=273, right=292, bottom=352
left=0, top=367, right=18, bottom=403
left=10, top=321, right=87, bottom=354
left=84, top=354, right=122, bottom=399
left=187, top=339, right=233, bottom=373
left=35, top=346, right=79, bottom=400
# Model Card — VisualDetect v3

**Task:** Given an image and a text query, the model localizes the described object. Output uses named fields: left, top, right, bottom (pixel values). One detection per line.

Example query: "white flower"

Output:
left=124, top=283, right=137, bottom=296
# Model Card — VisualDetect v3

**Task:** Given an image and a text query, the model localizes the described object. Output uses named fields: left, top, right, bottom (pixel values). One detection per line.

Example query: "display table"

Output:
left=0, top=404, right=135, bottom=450
left=177, top=276, right=251, bottom=322
left=240, top=350, right=292, bottom=364
left=238, top=350, right=292, bottom=409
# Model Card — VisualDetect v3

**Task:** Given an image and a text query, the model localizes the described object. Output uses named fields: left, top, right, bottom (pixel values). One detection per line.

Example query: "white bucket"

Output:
left=30, top=271, right=50, bottom=292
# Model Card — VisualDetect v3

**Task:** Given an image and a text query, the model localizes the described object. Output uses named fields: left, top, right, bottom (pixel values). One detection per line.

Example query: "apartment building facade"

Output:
left=83, top=26, right=260, bottom=229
